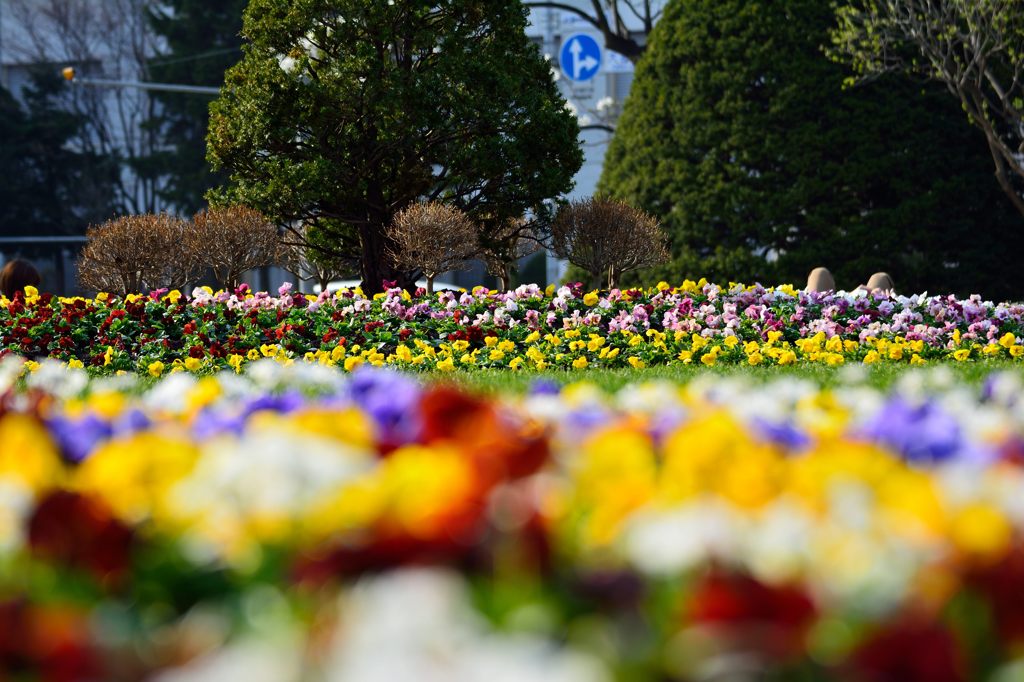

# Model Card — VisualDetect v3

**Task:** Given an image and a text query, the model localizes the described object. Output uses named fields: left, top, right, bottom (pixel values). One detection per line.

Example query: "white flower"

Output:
left=169, top=427, right=374, bottom=562
left=322, top=568, right=609, bottom=682
left=26, top=359, right=88, bottom=399
left=143, top=372, right=198, bottom=415
left=624, top=501, right=742, bottom=576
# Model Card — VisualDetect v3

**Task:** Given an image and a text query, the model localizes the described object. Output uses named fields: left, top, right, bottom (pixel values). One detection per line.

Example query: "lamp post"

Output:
left=61, top=67, right=220, bottom=95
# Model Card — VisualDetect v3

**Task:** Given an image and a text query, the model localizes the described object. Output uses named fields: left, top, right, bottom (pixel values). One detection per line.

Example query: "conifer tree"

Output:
left=599, top=0, right=1024, bottom=299
left=0, top=72, right=116, bottom=237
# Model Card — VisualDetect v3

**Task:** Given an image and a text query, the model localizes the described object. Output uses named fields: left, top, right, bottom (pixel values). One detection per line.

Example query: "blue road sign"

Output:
left=560, top=33, right=602, bottom=82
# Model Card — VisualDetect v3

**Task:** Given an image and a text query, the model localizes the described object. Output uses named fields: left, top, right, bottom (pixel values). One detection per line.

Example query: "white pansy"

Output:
left=168, top=427, right=374, bottom=561
left=26, top=359, right=88, bottom=399
left=322, top=568, right=609, bottom=682
left=624, top=501, right=742, bottom=576
left=142, top=372, right=197, bottom=415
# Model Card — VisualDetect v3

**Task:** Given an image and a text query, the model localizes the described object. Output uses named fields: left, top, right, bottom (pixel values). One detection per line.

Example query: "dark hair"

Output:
left=0, top=259, right=41, bottom=298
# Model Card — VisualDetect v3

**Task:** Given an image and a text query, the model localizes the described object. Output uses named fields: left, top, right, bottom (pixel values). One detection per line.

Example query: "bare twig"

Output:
left=188, top=206, right=281, bottom=291
left=551, top=197, right=668, bottom=289
left=386, top=202, right=479, bottom=294
left=78, top=214, right=195, bottom=295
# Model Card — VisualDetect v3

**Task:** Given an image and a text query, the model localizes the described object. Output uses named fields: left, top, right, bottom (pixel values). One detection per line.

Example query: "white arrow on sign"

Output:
left=569, top=38, right=599, bottom=80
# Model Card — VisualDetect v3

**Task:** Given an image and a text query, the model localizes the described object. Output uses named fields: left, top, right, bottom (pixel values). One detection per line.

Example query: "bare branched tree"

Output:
left=78, top=214, right=195, bottom=295
left=6, top=0, right=165, bottom=214
left=386, top=203, right=479, bottom=294
left=830, top=0, right=1024, bottom=217
left=279, top=225, right=360, bottom=293
left=552, top=197, right=668, bottom=289
left=525, top=1, right=667, bottom=61
left=188, top=206, right=281, bottom=291
left=478, top=217, right=542, bottom=292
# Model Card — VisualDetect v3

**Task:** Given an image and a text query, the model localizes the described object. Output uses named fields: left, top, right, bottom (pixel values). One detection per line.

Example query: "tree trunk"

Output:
left=426, top=274, right=434, bottom=295
left=608, top=265, right=620, bottom=291
left=358, top=221, right=415, bottom=295
left=497, top=263, right=509, bottom=292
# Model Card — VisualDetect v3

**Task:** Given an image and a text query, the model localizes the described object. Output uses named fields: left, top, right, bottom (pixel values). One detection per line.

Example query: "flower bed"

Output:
left=3, top=281, right=1024, bottom=374
left=2, top=358, right=1024, bottom=680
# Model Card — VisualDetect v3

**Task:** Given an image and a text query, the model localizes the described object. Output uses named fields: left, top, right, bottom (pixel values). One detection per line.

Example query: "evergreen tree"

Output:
left=207, top=0, right=582, bottom=293
left=143, top=0, right=247, bottom=214
left=0, top=71, right=116, bottom=237
left=598, top=0, right=1024, bottom=300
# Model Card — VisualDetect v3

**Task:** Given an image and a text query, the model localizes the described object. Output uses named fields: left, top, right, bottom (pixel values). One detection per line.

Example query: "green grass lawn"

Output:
left=428, top=360, right=1024, bottom=394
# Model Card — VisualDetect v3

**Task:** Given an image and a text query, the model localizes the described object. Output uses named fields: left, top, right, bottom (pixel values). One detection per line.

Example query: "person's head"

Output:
left=864, top=272, right=895, bottom=294
left=0, top=259, right=41, bottom=298
left=805, top=266, right=835, bottom=293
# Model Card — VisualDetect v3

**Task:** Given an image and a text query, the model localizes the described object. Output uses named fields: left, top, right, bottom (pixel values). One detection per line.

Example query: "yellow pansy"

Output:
left=0, top=414, right=64, bottom=493
left=74, top=433, right=199, bottom=526
left=949, top=503, right=1013, bottom=561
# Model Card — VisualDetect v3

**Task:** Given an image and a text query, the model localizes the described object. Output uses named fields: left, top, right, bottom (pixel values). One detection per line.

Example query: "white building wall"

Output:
left=526, top=3, right=653, bottom=283
left=0, top=0, right=168, bottom=217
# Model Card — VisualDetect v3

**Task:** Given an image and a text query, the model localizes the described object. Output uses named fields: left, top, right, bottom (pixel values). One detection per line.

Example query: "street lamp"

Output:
left=61, top=66, right=220, bottom=96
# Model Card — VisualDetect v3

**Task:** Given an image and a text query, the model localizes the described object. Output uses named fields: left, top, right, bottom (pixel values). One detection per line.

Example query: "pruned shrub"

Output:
left=188, top=206, right=281, bottom=291
left=78, top=214, right=195, bottom=296
left=386, top=202, right=478, bottom=294
left=552, top=197, right=669, bottom=289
